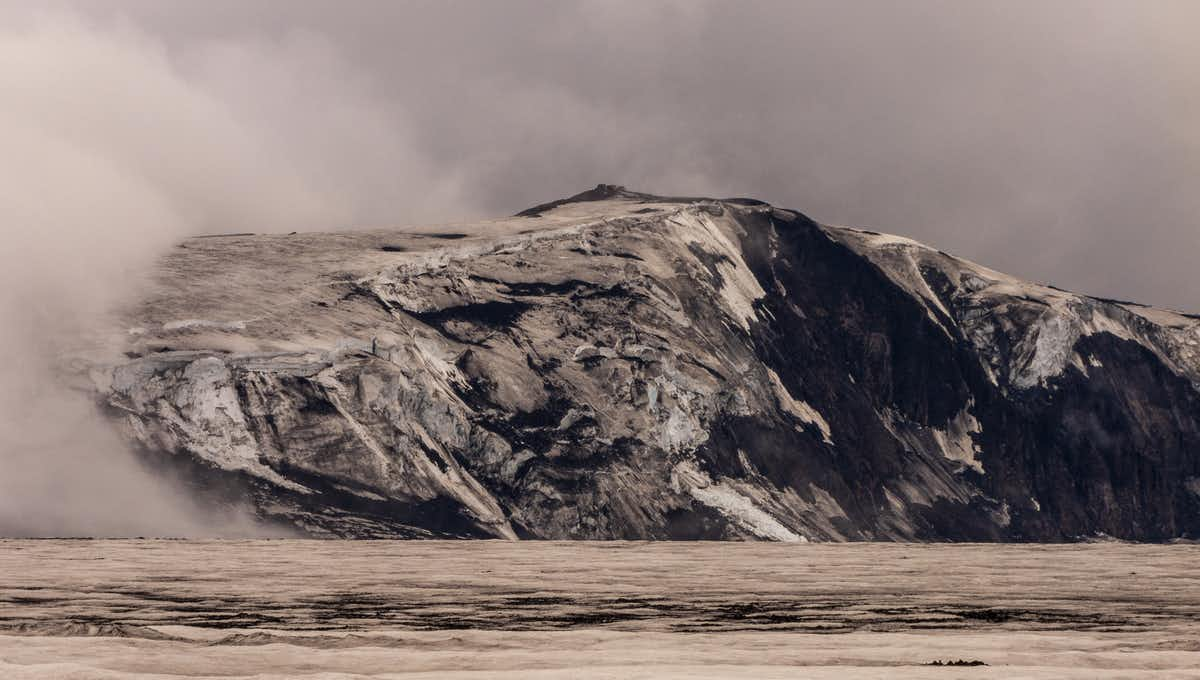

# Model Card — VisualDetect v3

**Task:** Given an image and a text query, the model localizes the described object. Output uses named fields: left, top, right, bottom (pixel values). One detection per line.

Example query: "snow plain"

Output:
left=2, top=540, right=1198, bottom=678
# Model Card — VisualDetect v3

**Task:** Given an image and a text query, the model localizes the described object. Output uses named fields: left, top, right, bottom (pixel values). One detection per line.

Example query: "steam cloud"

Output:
left=1, top=2, right=1198, bottom=534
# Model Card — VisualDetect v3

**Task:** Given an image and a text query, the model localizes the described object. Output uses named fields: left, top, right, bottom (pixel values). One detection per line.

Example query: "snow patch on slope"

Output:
left=1013, top=311, right=1080, bottom=388
left=1010, top=303, right=1140, bottom=388
left=930, top=404, right=984, bottom=474
left=765, top=368, right=833, bottom=443
left=162, top=319, right=248, bottom=332
left=671, top=461, right=805, bottom=542
left=667, top=209, right=766, bottom=332
left=112, top=356, right=309, bottom=493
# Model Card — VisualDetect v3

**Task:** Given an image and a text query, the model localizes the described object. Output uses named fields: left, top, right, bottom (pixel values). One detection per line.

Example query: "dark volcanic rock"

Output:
left=89, top=186, right=1200, bottom=540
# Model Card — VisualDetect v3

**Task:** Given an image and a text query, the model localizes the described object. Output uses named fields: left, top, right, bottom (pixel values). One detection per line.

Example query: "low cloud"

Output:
left=0, top=11, right=470, bottom=535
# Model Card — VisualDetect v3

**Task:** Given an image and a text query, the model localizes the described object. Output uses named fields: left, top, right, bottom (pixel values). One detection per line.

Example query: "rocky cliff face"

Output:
left=86, top=185, right=1200, bottom=540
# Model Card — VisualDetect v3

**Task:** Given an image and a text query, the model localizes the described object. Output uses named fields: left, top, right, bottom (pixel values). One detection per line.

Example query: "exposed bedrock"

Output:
left=88, top=186, right=1200, bottom=540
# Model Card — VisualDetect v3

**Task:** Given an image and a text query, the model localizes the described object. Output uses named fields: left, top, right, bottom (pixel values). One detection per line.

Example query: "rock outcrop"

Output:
left=86, top=185, right=1200, bottom=540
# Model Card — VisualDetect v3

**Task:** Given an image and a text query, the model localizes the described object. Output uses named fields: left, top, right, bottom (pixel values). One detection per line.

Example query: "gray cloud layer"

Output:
left=0, top=1, right=1196, bottom=533
left=11, top=0, right=1200, bottom=308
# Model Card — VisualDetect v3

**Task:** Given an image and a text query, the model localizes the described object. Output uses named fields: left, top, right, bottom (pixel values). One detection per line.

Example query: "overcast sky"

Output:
left=5, top=0, right=1199, bottom=310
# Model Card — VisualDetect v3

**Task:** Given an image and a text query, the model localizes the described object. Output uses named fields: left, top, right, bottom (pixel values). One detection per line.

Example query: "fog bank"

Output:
left=0, top=12, right=471, bottom=535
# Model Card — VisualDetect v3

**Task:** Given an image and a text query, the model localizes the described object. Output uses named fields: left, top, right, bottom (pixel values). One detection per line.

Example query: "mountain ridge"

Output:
left=83, top=186, right=1200, bottom=540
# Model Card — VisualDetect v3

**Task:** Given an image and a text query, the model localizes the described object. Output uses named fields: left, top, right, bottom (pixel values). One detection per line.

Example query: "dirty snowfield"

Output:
left=2, top=541, right=1198, bottom=679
